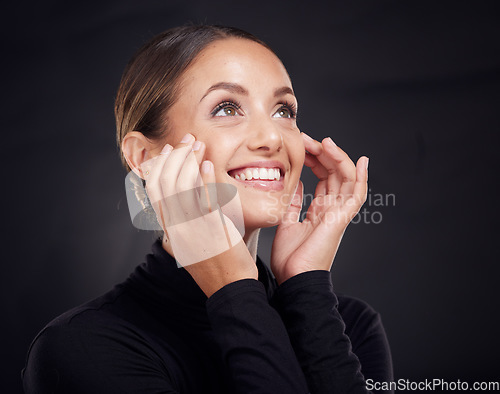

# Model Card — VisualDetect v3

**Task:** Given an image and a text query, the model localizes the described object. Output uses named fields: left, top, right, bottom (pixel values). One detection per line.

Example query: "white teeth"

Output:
left=231, top=167, right=282, bottom=181
left=245, top=169, right=253, bottom=180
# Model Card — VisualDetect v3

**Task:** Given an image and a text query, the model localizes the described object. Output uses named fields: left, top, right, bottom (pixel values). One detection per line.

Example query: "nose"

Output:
left=246, top=115, right=283, bottom=153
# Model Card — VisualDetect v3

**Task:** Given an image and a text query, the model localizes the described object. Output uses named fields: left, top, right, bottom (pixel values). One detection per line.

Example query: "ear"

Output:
left=122, top=132, right=156, bottom=179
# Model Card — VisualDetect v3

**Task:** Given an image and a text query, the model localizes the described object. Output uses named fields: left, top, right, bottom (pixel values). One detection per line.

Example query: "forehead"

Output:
left=180, top=38, right=292, bottom=92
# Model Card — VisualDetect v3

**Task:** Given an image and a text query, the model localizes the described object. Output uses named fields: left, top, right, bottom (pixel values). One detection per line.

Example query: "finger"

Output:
left=191, top=140, right=208, bottom=203
left=160, top=133, right=196, bottom=196
left=177, top=140, right=205, bottom=194
left=303, top=135, right=344, bottom=195
left=142, top=143, right=173, bottom=230
left=282, top=181, right=303, bottom=224
left=304, top=151, right=328, bottom=178
left=200, top=160, right=217, bottom=214
left=176, top=159, right=205, bottom=222
left=143, top=143, right=173, bottom=205
left=301, top=132, right=322, bottom=155
left=304, top=152, right=328, bottom=196
left=314, top=180, right=327, bottom=197
left=158, top=134, right=200, bottom=226
left=352, top=156, right=369, bottom=208
left=176, top=140, right=206, bottom=219
left=319, top=137, right=356, bottom=197
left=166, top=135, right=208, bottom=223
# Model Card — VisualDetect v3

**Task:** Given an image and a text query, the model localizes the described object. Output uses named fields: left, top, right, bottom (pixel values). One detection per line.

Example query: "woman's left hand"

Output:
left=270, top=132, right=369, bottom=285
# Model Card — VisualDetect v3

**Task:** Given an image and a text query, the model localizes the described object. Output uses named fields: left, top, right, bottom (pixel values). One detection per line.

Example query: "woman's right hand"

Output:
left=141, top=133, right=258, bottom=297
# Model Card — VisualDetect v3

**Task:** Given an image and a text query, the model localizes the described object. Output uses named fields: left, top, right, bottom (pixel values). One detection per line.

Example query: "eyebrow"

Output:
left=273, top=86, right=295, bottom=98
left=199, top=82, right=295, bottom=102
left=200, top=82, right=248, bottom=102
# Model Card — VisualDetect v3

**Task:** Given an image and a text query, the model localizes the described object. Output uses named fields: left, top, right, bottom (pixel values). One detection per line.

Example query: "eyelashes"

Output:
left=278, top=100, right=298, bottom=119
left=210, top=99, right=298, bottom=119
left=210, top=100, right=242, bottom=117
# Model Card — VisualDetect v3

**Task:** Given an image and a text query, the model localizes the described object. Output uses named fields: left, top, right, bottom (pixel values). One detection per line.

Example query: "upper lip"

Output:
left=227, top=160, right=286, bottom=176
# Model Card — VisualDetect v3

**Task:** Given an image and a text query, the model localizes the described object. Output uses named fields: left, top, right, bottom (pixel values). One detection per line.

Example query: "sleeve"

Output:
left=206, top=279, right=310, bottom=394
left=271, top=270, right=393, bottom=394
left=22, top=322, right=178, bottom=394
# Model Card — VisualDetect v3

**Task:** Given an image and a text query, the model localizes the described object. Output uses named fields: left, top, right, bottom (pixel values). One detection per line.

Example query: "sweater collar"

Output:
left=125, top=239, right=277, bottom=328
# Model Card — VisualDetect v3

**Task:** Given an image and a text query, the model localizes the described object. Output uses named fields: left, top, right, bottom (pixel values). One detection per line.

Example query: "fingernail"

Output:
left=202, top=161, right=212, bottom=174
left=366, top=157, right=369, bottom=169
left=192, top=141, right=202, bottom=151
left=180, top=133, right=194, bottom=144
left=301, top=132, right=314, bottom=142
left=161, top=144, right=173, bottom=155
left=326, top=137, right=336, bottom=147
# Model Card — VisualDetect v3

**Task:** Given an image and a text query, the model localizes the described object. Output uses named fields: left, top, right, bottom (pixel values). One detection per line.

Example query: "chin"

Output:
left=240, top=197, right=288, bottom=231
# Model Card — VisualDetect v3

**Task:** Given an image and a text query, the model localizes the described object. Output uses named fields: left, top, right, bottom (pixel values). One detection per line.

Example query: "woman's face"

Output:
left=161, top=38, right=304, bottom=231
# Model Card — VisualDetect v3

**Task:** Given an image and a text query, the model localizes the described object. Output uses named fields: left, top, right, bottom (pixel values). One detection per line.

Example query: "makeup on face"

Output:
left=163, top=38, right=305, bottom=228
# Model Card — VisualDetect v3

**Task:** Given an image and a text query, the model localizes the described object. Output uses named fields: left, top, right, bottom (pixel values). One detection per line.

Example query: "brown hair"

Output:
left=115, top=24, right=272, bottom=171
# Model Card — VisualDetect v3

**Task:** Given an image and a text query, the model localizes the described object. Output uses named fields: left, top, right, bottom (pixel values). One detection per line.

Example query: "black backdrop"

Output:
left=4, top=1, right=500, bottom=392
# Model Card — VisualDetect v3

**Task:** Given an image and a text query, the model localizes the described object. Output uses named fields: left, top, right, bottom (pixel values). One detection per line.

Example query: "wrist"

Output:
left=184, top=240, right=258, bottom=297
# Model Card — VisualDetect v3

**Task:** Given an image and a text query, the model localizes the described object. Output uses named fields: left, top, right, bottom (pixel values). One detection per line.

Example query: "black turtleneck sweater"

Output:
left=22, top=240, right=393, bottom=393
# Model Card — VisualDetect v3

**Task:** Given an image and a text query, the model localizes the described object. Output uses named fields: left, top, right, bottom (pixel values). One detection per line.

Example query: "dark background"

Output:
left=3, top=0, right=500, bottom=392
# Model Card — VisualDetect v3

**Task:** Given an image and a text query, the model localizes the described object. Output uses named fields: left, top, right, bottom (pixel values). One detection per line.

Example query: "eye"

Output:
left=273, top=102, right=297, bottom=119
left=211, top=101, right=242, bottom=117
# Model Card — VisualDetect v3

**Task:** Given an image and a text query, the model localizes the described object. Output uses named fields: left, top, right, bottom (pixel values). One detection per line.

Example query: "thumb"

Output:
left=281, top=181, right=303, bottom=225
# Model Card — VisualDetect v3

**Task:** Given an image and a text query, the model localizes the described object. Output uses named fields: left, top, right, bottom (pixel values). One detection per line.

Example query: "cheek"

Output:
left=287, top=135, right=306, bottom=172
left=203, top=145, right=236, bottom=182
left=202, top=134, right=243, bottom=169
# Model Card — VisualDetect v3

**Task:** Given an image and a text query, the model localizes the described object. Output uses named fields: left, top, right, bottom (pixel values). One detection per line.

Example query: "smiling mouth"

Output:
left=228, top=167, right=283, bottom=181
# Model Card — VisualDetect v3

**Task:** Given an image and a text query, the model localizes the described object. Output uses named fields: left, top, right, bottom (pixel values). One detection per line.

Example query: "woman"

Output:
left=23, top=25, right=393, bottom=393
